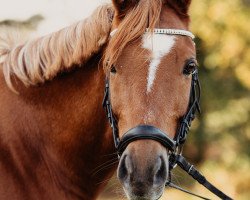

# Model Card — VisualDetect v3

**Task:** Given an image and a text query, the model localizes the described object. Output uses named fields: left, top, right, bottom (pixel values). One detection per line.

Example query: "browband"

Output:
left=110, top=28, right=195, bottom=39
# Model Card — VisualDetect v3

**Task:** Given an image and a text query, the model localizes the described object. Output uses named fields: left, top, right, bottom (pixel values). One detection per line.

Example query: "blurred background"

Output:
left=0, top=0, right=249, bottom=199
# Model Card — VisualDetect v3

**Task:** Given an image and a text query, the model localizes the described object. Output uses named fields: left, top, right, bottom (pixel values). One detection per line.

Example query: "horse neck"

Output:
left=40, top=55, right=116, bottom=198
left=0, top=54, right=116, bottom=199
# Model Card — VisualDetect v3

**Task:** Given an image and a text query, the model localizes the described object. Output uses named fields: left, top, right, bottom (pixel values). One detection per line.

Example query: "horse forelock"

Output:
left=0, top=4, right=114, bottom=92
left=103, top=0, right=163, bottom=71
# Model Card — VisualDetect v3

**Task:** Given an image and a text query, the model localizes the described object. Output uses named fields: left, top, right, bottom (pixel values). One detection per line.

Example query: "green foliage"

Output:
left=182, top=0, right=250, bottom=199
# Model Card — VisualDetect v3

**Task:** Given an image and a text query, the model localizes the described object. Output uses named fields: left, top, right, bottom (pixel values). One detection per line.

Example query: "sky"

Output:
left=0, top=0, right=109, bottom=35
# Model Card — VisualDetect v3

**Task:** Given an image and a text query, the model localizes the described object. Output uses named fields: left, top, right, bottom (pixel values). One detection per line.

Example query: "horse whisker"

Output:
left=102, top=152, right=118, bottom=157
left=91, top=157, right=118, bottom=174
left=95, top=177, right=113, bottom=186
left=92, top=160, right=119, bottom=176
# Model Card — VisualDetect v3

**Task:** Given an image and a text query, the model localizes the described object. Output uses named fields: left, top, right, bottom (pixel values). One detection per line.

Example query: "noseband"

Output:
left=103, top=28, right=232, bottom=200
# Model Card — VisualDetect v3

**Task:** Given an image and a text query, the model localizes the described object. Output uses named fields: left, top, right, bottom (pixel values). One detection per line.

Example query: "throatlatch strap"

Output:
left=175, top=155, right=233, bottom=200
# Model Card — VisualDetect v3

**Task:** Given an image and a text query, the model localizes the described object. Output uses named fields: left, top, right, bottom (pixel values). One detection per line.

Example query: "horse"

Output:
left=0, top=0, right=232, bottom=200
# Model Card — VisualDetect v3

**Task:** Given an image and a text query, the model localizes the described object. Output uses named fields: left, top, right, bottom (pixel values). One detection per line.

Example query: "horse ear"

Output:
left=166, top=0, right=192, bottom=15
left=112, top=0, right=139, bottom=17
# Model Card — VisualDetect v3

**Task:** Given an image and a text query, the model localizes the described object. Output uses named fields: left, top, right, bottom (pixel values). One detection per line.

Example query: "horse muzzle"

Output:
left=117, top=125, right=174, bottom=200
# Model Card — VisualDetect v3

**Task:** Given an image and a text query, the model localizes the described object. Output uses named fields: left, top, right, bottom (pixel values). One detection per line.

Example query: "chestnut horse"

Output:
left=0, top=0, right=232, bottom=200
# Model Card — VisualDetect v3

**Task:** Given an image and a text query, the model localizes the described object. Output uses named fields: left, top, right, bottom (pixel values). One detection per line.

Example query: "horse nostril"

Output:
left=118, top=155, right=131, bottom=181
left=154, top=156, right=167, bottom=185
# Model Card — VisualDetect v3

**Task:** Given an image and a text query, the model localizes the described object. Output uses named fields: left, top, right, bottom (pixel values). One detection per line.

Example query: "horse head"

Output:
left=104, top=0, right=196, bottom=199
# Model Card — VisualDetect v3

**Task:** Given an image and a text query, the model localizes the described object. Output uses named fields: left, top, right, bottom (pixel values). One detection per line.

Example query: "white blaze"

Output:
left=142, top=33, right=176, bottom=93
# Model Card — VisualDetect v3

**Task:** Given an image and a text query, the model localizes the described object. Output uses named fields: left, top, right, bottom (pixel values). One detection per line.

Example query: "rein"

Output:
left=103, top=28, right=233, bottom=200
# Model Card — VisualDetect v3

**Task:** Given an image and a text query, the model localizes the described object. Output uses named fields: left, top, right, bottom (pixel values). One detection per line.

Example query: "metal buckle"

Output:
left=188, top=165, right=194, bottom=173
left=169, top=144, right=184, bottom=170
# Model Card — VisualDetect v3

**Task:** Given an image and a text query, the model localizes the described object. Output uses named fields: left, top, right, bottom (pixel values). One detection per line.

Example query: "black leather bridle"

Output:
left=102, top=32, right=233, bottom=200
left=103, top=69, right=200, bottom=155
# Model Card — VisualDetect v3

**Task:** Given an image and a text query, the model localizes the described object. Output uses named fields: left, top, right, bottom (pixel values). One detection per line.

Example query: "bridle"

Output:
left=103, top=28, right=233, bottom=200
left=103, top=63, right=200, bottom=155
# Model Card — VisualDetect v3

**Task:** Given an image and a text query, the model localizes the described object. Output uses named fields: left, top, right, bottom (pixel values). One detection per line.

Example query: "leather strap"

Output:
left=174, top=155, right=233, bottom=200
left=118, top=125, right=176, bottom=155
left=102, top=79, right=120, bottom=148
left=167, top=181, right=210, bottom=200
left=175, top=70, right=201, bottom=145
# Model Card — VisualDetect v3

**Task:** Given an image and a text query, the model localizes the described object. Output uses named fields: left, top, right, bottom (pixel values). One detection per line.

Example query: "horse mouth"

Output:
left=126, top=192, right=164, bottom=200
left=123, top=184, right=165, bottom=200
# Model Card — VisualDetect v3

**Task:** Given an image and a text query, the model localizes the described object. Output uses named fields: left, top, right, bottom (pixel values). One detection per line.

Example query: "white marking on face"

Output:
left=142, top=33, right=176, bottom=93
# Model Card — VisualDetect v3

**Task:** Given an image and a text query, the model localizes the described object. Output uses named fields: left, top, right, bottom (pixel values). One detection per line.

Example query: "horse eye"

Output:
left=110, top=66, right=117, bottom=74
left=183, top=60, right=197, bottom=76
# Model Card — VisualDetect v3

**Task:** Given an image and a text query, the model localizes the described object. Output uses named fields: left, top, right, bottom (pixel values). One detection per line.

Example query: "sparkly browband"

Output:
left=145, top=28, right=195, bottom=39
left=110, top=28, right=195, bottom=39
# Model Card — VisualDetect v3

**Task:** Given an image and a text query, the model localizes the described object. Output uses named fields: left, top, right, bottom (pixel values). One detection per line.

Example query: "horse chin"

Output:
left=123, top=186, right=164, bottom=200
left=125, top=193, right=164, bottom=200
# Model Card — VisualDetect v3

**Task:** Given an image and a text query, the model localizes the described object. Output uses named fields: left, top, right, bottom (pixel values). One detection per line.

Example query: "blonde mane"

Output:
left=0, top=4, right=113, bottom=92
left=103, top=0, right=162, bottom=69
left=0, top=1, right=163, bottom=92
